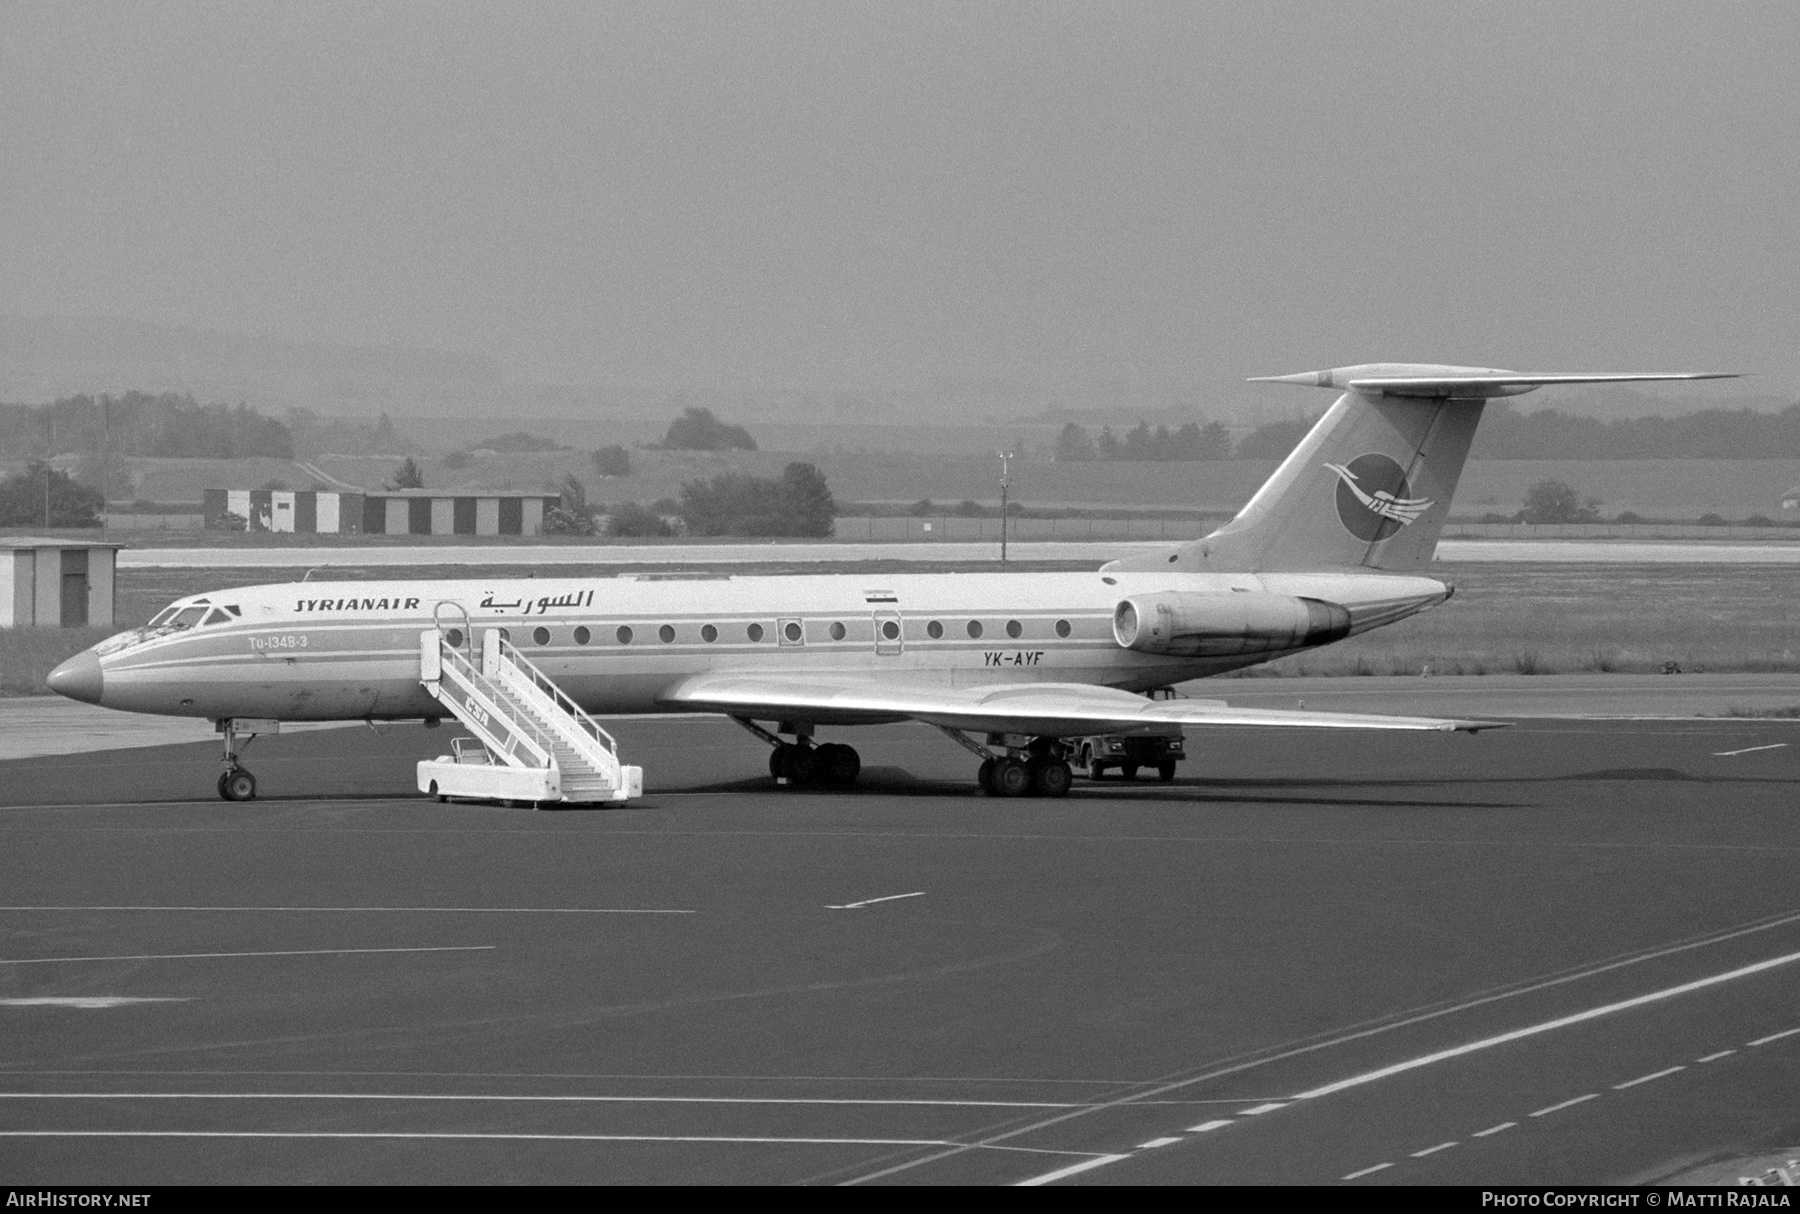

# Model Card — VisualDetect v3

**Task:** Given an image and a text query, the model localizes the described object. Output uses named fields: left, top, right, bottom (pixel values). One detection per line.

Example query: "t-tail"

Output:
left=1104, top=364, right=1737, bottom=575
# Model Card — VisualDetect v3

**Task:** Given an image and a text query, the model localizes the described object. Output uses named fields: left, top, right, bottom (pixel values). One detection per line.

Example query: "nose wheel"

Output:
left=218, top=768, right=258, bottom=801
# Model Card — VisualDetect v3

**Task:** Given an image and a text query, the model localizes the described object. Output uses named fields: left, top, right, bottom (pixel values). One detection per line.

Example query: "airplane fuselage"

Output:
left=72, top=567, right=1449, bottom=725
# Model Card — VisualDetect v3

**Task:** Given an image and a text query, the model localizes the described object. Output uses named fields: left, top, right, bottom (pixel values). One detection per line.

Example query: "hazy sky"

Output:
left=2, top=1, right=1796, bottom=393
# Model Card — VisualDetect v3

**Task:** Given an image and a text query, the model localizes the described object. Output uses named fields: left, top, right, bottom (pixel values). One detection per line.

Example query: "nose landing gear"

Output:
left=215, top=718, right=277, bottom=802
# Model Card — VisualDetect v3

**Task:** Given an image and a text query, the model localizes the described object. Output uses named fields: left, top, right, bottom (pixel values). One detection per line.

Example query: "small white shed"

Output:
left=0, top=537, right=124, bottom=628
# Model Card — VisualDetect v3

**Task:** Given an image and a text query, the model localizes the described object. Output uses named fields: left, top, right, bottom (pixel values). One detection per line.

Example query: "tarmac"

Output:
left=3, top=704, right=1799, bottom=1185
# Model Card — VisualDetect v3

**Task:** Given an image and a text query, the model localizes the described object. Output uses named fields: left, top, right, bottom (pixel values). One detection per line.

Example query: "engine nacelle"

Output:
left=1112, top=591, right=1352, bottom=657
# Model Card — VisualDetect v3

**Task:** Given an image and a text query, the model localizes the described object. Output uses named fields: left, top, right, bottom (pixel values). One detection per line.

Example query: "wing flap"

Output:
left=660, top=674, right=1508, bottom=734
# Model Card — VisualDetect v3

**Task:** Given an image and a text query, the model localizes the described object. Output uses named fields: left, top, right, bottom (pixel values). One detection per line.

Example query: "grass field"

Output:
left=4, top=559, right=1797, bottom=696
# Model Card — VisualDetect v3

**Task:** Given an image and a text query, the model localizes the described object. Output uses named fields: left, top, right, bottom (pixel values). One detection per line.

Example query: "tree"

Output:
left=679, top=462, right=836, bottom=537
left=1520, top=479, right=1601, bottom=524
left=389, top=457, right=425, bottom=489
left=1235, top=416, right=1319, bottom=460
left=0, top=461, right=104, bottom=527
left=1196, top=420, right=1233, bottom=460
left=606, top=501, right=675, bottom=537
left=1096, top=426, right=1120, bottom=460
left=1123, top=421, right=1155, bottom=460
left=655, top=406, right=757, bottom=451
left=592, top=444, right=632, bottom=476
left=1054, top=423, right=1095, bottom=462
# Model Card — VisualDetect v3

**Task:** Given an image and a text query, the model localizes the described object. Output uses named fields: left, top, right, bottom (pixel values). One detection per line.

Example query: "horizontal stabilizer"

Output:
left=1251, top=364, right=1738, bottom=399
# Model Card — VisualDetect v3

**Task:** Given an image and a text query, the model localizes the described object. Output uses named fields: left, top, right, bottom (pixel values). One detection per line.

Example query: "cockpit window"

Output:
left=169, top=607, right=207, bottom=629
left=224, top=605, right=241, bottom=617
left=200, top=608, right=231, bottom=627
left=149, top=607, right=178, bottom=626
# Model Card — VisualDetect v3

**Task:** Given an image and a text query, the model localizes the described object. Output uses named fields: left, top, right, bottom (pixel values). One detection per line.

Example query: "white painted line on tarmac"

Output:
left=1472, top=1122, right=1516, bottom=1137
left=0, top=905, right=696, bottom=915
left=1697, top=1050, right=1736, bottom=1062
left=0, top=998, right=191, bottom=1009
left=1411, top=1142, right=1457, bottom=1157
left=1613, top=1066, right=1684, bottom=1089
left=0, top=945, right=494, bottom=965
left=0, top=1092, right=1081, bottom=1109
left=1187, top=1120, right=1233, bottom=1133
left=1530, top=1094, right=1599, bottom=1118
left=1343, top=1162, right=1393, bottom=1180
left=1015, top=1154, right=1134, bottom=1186
left=1240, top=1102, right=1287, bottom=1115
left=0, top=1130, right=960, bottom=1147
left=1136, top=1137, right=1182, bottom=1149
left=825, top=892, right=925, bottom=910
left=1291, top=945, right=1800, bottom=1101
left=1748, top=1027, right=1800, bottom=1047
left=1711, top=743, right=1789, bottom=757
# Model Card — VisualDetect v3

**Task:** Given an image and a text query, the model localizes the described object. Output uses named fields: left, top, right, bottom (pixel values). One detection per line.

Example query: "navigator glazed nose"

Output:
left=47, top=651, right=104, bottom=705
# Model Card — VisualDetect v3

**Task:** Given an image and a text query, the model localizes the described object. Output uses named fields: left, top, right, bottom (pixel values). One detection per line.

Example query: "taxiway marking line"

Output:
left=825, top=892, right=925, bottom=910
left=0, top=946, right=494, bottom=965
left=1697, top=1050, right=1735, bottom=1062
left=0, top=1130, right=962, bottom=1147
left=851, top=917, right=1800, bottom=1187
left=1240, top=1102, right=1287, bottom=1115
left=1291, top=945, right=1800, bottom=1101
left=0, top=998, right=191, bottom=1008
left=1711, top=744, right=1788, bottom=757
left=1529, top=1094, right=1599, bottom=1118
left=1187, top=1120, right=1233, bottom=1133
left=1136, top=1137, right=1182, bottom=1149
left=1411, top=1142, right=1457, bottom=1157
left=1613, top=1066, right=1683, bottom=1089
left=1015, top=1155, right=1133, bottom=1186
left=0, top=906, right=696, bottom=915
left=1343, top=1162, right=1392, bottom=1180
left=1749, top=1027, right=1800, bottom=1046
left=0, top=1092, right=1080, bottom=1109
left=1472, top=1122, right=1516, bottom=1137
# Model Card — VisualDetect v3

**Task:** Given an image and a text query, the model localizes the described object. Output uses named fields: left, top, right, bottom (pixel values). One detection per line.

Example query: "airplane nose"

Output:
left=47, top=651, right=104, bottom=705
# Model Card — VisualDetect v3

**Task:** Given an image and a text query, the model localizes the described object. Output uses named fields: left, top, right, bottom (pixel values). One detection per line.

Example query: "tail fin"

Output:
left=1105, top=364, right=1736, bottom=574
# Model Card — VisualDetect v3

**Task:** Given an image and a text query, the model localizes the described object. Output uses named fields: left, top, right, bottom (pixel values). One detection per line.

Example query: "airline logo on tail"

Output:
left=1324, top=455, right=1434, bottom=542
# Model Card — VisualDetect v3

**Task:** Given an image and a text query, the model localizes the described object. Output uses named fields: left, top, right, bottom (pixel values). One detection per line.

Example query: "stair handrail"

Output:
left=494, top=634, right=619, bottom=756
left=434, top=639, right=558, bottom=768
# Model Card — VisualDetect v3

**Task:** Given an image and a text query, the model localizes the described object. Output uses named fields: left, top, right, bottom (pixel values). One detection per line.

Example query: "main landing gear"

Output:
left=215, top=718, right=278, bottom=802
left=734, top=719, right=862, bottom=790
left=941, top=729, right=1073, bottom=798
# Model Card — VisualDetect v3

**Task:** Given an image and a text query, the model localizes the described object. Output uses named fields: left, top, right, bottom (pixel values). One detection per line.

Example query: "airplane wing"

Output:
left=658, top=674, right=1508, bottom=735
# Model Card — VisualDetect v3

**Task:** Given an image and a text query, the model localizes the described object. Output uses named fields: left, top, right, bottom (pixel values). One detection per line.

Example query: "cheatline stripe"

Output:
left=1291, top=946, right=1800, bottom=1100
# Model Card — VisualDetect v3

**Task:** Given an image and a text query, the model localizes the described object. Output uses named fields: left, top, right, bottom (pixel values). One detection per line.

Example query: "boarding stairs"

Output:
left=417, top=628, right=642, bottom=805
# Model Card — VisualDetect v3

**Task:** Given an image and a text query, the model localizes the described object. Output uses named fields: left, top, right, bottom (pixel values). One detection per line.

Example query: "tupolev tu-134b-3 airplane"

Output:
left=48, top=364, right=1733, bottom=804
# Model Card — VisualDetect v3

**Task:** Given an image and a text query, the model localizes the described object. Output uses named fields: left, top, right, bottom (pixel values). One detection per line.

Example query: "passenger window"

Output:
left=1055, top=619, right=1072, bottom=638
left=1006, top=620, right=1022, bottom=639
left=828, top=621, right=845, bottom=641
left=748, top=623, right=764, bottom=642
left=881, top=620, right=900, bottom=641
left=926, top=621, right=943, bottom=639
left=659, top=624, right=676, bottom=643
left=445, top=628, right=464, bottom=648
left=573, top=626, right=590, bottom=645
left=782, top=621, right=803, bottom=643
left=966, top=620, right=983, bottom=639
left=532, top=627, right=550, bottom=646
left=701, top=624, right=718, bottom=643
left=616, top=626, right=633, bottom=644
